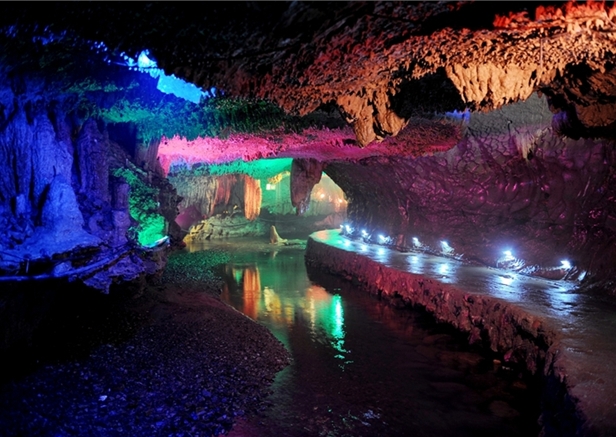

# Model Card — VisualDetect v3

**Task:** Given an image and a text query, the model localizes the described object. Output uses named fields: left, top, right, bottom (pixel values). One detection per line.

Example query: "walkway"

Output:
left=308, top=229, right=616, bottom=437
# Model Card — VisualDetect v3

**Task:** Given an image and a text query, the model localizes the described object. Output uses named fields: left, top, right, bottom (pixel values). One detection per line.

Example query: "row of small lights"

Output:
left=341, top=223, right=573, bottom=271
left=501, top=249, right=572, bottom=270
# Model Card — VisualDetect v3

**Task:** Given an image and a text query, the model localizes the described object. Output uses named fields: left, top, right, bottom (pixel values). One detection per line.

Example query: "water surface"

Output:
left=190, top=239, right=540, bottom=437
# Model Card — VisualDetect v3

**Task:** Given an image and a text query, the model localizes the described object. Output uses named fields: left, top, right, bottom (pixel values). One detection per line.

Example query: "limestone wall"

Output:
left=326, top=96, right=616, bottom=282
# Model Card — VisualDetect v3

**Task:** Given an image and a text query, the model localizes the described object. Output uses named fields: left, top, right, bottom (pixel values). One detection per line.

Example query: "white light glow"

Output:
left=499, top=275, right=515, bottom=286
left=438, top=263, right=450, bottom=275
left=361, top=230, right=368, bottom=237
left=503, top=250, right=513, bottom=260
left=441, top=241, right=453, bottom=254
left=561, top=260, right=572, bottom=270
left=412, top=237, right=420, bottom=247
left=137, top=51, right=157, bottom=69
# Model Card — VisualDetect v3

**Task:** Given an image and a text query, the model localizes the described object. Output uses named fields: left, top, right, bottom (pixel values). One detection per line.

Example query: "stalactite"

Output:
left=290, top=158, right=323, bottom=215
left=172, top=175, right=217, bottom=218
left=243, top=175, right=262, bottom=221
left=215, top=175, right=236, bottom=211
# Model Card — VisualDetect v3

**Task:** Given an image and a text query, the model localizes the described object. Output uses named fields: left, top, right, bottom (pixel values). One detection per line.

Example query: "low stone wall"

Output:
left=305, top=235, right=589, bottom=437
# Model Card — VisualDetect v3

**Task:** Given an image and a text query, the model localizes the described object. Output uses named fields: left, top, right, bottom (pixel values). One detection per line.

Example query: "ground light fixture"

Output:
left=343, top=224, right=354, bottom=235
left=441, top=241, right=454, bottom=254
left=561, top=260, right=572, bottom=270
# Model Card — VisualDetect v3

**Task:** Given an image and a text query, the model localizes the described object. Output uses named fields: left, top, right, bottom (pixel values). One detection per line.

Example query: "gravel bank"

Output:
left=0, top=249, right=290, bottom=436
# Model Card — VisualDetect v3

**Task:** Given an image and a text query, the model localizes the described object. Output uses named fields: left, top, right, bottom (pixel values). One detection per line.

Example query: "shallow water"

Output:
left=189, top=239, right=541, bottom=437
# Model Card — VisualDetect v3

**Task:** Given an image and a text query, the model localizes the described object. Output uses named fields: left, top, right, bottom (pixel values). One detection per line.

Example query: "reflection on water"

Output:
left=203, top=241, right=540, bottom=437
left=221, top=260, right=351, bottom=368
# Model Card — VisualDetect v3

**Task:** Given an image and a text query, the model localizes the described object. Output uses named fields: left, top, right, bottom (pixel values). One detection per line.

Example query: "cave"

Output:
left=1, top=2, right=616, bottom=436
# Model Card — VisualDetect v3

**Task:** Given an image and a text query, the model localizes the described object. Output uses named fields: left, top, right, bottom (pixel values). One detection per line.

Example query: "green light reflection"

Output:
left=221, top=259, right=350, bottom=364
left=330, top=295, right=347, bottom=356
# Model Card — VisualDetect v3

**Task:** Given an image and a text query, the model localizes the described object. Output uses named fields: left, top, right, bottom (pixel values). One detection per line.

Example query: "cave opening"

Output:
left=168, top=158, right=348, bottom=244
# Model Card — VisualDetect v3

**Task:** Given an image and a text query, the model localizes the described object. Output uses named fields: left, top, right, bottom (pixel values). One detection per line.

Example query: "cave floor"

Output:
left=0, top=262, right=290, bottom=437
left=311, top=229, right=616, bottom=437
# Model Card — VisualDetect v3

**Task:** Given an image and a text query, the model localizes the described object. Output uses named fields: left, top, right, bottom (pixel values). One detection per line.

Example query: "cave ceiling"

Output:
left=4, top=1, right=616, bottom=151
left=3, top=2, right=616, bottom=284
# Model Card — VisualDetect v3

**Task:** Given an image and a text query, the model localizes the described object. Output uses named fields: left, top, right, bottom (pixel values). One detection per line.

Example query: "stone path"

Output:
left=309, top=229, right=616, bottom=437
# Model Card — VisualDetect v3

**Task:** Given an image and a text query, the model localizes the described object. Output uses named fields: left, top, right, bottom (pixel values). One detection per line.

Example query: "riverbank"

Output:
left=0, top=249, right=290, bottom=436
left=305, top=229, right=616, bottom=437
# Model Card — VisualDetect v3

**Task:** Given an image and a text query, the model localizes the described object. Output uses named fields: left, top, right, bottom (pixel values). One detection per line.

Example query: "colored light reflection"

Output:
left=126, top=50, right=209, bottom=103
left=438, top=263, right=450, bottom=275
left=499, top=274, right=515, bottom=286
left=407, top=254, right=426, bottom=274
left=546, top=284, right=578, bottom=313
left=330, top=295, right=347, bottom=358
left=432, top=260, right=458, bottom=284
left=374, top=246, right=390, bottom=264
left=221, top=261, right=349, bottom=363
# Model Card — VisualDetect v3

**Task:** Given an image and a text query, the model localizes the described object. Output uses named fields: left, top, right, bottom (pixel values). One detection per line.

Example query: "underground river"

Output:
left=188, top=238, right=542, bottom=437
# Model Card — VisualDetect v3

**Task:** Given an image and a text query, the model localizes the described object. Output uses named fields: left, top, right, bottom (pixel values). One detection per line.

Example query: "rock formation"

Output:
left=290, top=158, right=324, bottom=215
left=3, top=3, right=616, bottom=435
left=2, top=1, right=616, bottom=284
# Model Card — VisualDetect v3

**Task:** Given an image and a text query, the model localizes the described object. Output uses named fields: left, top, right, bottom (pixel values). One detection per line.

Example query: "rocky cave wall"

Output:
left=0, top=102, right=122, bottom=253
left=0, top=59, right=182, bottom=290
left=327, top=94, right=616, bottom=283
left=3, top=2, right=616, bottom=288
left=8, top=3, right=616, bottom=148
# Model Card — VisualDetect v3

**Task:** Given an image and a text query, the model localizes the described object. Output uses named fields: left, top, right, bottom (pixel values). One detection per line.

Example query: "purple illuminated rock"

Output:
left=76, top=119, right=109, bottom=202
left=41, top=175, right=85, bottom=232
left=326, top=95, right=616, bottom=281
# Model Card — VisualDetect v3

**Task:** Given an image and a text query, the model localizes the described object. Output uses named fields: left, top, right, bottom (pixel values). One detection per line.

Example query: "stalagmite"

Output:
left=269, top=225, right=287, bottom=245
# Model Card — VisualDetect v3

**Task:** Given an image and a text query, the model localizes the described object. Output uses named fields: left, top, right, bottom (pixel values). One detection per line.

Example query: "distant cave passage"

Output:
left=170, top=168, right=347, bottom=242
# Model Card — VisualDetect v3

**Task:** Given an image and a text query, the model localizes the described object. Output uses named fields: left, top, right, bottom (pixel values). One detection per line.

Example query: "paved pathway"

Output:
left=311, top=229, right=616, bottom=436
